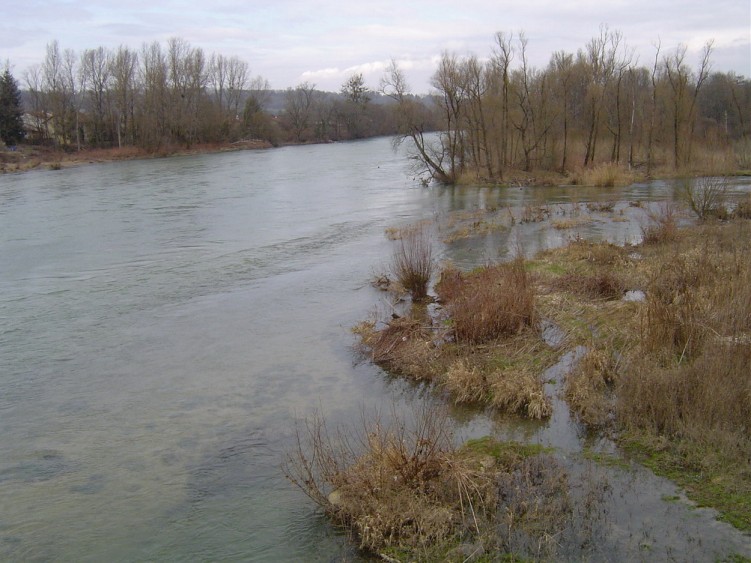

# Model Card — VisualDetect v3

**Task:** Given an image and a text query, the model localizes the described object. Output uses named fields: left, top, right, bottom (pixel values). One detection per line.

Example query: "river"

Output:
left=1, top=137, right=749, bottom=561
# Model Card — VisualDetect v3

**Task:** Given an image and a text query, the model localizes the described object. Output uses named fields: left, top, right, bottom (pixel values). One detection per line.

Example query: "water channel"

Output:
left=1, top=137, right=749, bottom=560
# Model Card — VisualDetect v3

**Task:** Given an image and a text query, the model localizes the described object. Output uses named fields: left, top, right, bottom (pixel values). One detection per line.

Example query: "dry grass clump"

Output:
left=353, top=317, right=439, bottom=381
left=565, top=347, right=619, bottom=427
left=491, top=370, right=552, bottom=419
left=283, top=406, right=498, bottom=557
left=569, top=163, right=635, bottom=187
left=443, top=359, right=488, bottom=404
left=616, top=221, right=751, bottom=529
left=437, top=258, right=536, bottom=345
left=734, top=192, right=751, bottom=219
left=641, top=203, right=679, bottom=244
left=551, top=239, right=630, bottom=268
left=555, top=272, right=625, bottom=300
left=357, top=259, right=553, bottom=419
left=551, top=216, right=593, bottom=230
left=285, top=406, right=577, bottom=559
left=390, top=224, right=434, bottom=302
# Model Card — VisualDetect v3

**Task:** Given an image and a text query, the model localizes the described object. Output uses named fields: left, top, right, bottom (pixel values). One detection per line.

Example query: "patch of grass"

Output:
left=581, top=448, right=630, bottom=470
left=622, top=435, right=751, bottom=531
left=461, top=436, right=551, bottom=465
left=569, top=163, right=636, bottom=187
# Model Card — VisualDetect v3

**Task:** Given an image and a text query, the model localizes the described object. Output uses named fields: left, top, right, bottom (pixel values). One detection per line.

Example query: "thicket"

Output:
left=385, top=28, right=751, bottom=183
left=13, top=39, right=420, bottom=152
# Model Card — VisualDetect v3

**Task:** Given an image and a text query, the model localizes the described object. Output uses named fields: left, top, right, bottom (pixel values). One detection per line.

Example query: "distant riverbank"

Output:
left=0, top=139, right=274, bottom=174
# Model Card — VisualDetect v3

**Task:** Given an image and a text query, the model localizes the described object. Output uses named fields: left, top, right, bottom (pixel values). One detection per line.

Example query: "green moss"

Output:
left=622, top=437, right=751, bottom=532
left=581, top=448, right=630, bottom=470
left=462, top=436, right=552, bottom=466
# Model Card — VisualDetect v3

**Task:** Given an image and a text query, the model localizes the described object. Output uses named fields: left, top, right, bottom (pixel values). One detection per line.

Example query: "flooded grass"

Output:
left=306, top=182, right=751, bottom=560
left=533, top=218, right=751, bottom=532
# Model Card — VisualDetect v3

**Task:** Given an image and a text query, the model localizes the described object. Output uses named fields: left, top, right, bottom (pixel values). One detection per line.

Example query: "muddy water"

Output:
left=0, top=138, right=749, bottom=560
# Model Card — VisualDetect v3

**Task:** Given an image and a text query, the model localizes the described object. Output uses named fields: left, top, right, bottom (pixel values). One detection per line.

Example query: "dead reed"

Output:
left=437, top=257, right=536, bottom=345
left=390, top=224, right=434, bottom=301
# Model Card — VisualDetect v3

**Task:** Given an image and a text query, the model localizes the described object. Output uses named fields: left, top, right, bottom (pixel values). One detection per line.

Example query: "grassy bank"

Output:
left=533, top=216, right=751, bottom=531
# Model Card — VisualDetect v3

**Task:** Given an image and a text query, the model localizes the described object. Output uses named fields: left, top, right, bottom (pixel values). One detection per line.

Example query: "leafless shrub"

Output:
left=680, top=176, right=730, bottom=220
left=282, top=405, right=498, bottom=555
left=391, top=224, right=434, bottom=302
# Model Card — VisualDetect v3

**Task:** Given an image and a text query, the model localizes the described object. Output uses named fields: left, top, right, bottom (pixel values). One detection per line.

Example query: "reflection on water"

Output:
left=1, top=140, right=749, bottom=560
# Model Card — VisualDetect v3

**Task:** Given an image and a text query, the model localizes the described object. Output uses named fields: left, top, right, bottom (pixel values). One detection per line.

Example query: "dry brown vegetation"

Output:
left=390, top=224, right=435, bottom=302
left=568, top=163, right=636, bottom=187
left=356, top=256, right=555, bottom=419
left=533, top=216, right=751, bottom=530
left=283, top=406, right=585, bottom=560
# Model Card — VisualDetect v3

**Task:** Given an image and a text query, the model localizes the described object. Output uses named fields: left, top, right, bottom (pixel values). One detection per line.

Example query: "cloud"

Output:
left=1, top=0, right=748, bottom=91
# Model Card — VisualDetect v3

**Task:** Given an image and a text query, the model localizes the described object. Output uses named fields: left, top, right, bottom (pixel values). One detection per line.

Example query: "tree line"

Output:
left=384, top=28, right=750, bottom=182
left=3, top=28, right=749, bottom=183
left=6, top=38, right=418, bottom=151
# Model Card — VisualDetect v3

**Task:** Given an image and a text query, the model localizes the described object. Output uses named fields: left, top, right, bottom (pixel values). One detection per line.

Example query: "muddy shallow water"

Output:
left=1, top=137, right=749, bottom=560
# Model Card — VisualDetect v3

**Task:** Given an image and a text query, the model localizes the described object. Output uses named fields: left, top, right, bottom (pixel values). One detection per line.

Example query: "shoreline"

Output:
left=0, top=139, right=274, bottom=174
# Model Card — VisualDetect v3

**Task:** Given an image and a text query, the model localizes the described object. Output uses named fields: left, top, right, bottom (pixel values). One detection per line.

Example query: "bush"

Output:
left=437, top=258, right=536, bottom=344
left=283, top=405, right=497, bottom=555
left=680, top=176, right=729, bottom=220
left=641, top=203, right=678, bottom=244
left=391, top=224, right=434, bottom=302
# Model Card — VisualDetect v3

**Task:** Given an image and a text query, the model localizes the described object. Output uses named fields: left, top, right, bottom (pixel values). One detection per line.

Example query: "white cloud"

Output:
left=1, top=0, right=748, bottom=91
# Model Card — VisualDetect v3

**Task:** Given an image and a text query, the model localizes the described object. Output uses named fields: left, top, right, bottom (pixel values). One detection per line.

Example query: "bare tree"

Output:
left=491, top=32, right=514, bottom=174
left=110, top=45, right=138, bottom=148
left=80, top=47, right=112, bottom=147
left=381, top=59, right=450, bottom=183
left=284, top=81, right=317, bottom=142
left=664, top=41, right=712, bottom=168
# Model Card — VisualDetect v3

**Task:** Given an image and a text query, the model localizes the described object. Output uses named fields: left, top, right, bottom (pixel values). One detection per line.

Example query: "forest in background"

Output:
left=1, top=27, right=749, bottom=182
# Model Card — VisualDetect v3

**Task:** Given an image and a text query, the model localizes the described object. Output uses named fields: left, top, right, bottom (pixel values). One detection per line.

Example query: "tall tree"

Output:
left=283, top=82, right=317, bottom=142
left=0, top=67, right=25, bottom=145
left=381, top=59, right=450, bottom=183
left=339, top=73, right=371, bottom=138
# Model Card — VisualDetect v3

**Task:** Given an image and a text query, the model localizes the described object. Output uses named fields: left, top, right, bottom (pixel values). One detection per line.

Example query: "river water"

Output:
left=1, top=137, right=749, bottom=561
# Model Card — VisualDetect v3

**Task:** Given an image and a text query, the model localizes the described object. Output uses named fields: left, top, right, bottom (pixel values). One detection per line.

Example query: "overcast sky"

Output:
left=2, top=0, right=749, bottom=93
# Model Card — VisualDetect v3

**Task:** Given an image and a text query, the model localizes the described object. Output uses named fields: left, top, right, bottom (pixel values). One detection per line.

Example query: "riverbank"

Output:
left=0, top=140, right=273, bottom=173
